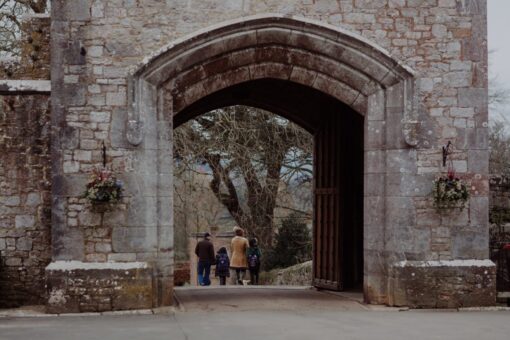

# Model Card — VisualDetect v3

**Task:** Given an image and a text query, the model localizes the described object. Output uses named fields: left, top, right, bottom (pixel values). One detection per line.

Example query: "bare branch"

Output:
left=174, top=105, right=313, bottom=248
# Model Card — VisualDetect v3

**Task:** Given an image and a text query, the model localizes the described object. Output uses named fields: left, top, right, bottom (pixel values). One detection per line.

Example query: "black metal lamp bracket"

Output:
left=442, top=141, right=451, bottom=167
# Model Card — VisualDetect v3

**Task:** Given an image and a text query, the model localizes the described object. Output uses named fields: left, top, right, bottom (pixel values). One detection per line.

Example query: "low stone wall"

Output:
left=45, top=261, right=153, bottom=313
left=260, top=261, right=313, bottom=286
left=389, top=260, right=496, bottom=308
left=174, top=261, right=190, bottom=287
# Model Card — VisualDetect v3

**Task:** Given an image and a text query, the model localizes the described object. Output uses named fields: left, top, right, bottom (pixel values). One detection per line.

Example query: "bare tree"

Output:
left=0, top=0, right=47, bottom=57
left=174, top=106, right=313, bottom=248
left=489, top=49, right=510, bottom=124
left=489, top=122, right=510, bottom=177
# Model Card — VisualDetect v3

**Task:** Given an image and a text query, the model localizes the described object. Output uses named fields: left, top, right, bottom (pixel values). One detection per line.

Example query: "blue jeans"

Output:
left=197, top=260, right=212, bottom=286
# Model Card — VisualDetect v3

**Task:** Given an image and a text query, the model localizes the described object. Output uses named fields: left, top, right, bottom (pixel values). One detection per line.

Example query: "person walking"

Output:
left=230, top=226, right=249, bottom=285
left=194, top=232, right=215, bottom=286
left=215, top=247, right=230, bottom=285
left=247, top=238, right=262, bottom=285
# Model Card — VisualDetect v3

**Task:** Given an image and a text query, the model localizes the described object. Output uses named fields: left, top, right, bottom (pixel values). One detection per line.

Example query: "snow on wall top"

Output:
left=46, top=261, right=149, bottom=271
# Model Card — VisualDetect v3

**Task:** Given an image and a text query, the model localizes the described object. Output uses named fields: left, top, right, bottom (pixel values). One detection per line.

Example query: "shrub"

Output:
left=263, top=213, right=312, bottom=270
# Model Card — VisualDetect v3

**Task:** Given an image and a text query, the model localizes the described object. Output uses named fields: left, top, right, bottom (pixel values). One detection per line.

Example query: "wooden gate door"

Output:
left=312, top=110, right=363, bottom=291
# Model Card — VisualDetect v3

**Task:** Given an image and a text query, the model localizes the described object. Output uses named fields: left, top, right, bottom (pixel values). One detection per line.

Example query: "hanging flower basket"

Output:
left=83, top=167, right=123, bottom=204
left=433, top=169, right=469, bottom=210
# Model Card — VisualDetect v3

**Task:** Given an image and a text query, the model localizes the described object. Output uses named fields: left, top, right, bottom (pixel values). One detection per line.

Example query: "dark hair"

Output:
left=249, top=238, right=258, bottom=247
left=218, top=247, right=227, bottom=254
left=235, top=228, right=244, bottom=236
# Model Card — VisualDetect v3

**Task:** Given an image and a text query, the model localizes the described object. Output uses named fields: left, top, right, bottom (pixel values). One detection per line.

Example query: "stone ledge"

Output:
left=389, top=260, right=496, bottom=308
left=0, top=307, right=177, bottom=318
left=46, top=260, right=148, bottom=271
left=393, top=259, right=496, bottom=268
left=0, top=80, right=51, bottom=93
left=45, top=261, right=154, bottom=314
left=21, top=13, right=51, bottom=20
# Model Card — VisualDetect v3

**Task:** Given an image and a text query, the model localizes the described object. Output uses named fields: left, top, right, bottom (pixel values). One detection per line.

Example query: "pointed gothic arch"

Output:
left=124, top=14, right=418, bottom=306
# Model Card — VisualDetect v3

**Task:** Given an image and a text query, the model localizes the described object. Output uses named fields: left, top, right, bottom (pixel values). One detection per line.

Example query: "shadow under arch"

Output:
left=174, top=78, right=351, bottom=132
left=125, top=14, right=417, bottom=307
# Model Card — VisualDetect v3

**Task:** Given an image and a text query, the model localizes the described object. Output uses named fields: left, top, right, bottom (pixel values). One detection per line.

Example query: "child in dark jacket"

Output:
left=247, top=238, right=262, bottom=285
left=215, top=247, right=230, bottom=285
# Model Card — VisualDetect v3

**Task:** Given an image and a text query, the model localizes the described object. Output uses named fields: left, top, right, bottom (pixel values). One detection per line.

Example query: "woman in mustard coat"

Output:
left=230, top=226, right=249, bottom=285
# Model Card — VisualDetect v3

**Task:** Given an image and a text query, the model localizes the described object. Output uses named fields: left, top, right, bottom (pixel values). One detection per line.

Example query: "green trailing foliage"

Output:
left=83, top=168, right=123, bottom=204
left=433, top=174, right=469, bottom=210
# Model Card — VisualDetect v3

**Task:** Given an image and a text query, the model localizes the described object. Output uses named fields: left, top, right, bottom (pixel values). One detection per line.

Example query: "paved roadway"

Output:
left=0, top=287, right=509, bottom=340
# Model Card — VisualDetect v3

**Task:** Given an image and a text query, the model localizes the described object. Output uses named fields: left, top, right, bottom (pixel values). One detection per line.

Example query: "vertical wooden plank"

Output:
left=334, top=112, right=341, bottom=286
left=321, top=124, right=331, bottom=280
left=312, top=131, right=317, bottom=280
left=328, top=119, right=335, bottom=283
left=314, top=130, right=322, bottom=281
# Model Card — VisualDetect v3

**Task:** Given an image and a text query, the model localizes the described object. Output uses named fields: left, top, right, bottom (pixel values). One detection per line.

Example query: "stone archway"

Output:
left=126, top=14, right=417, bottom=306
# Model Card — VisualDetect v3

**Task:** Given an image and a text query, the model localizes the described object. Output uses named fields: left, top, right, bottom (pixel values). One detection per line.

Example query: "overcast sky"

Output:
left=488, top=0, right=510, bottom=120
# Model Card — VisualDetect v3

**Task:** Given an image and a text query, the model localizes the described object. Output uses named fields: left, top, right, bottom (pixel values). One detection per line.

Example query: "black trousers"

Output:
left=249, top=267, right=259, bottom=285
left=235, top=268, right=246, bottom=284
left=219, top=276, right=226, bottom=285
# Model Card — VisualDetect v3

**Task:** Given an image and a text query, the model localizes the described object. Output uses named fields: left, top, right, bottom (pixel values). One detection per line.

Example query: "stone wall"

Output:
left=0, top=93, right=51, bottom=307
left=0, top=14, right=51, bottom=308
left=173, top=260, right=190, bottom=287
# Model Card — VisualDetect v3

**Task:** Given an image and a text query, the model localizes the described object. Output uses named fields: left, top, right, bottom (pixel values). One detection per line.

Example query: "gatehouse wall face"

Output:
left=0, top=0, right=495, bottom=311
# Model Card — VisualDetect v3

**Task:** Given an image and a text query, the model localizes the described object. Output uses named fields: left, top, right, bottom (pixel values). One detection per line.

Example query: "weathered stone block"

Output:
left=390, top=260, right=496, bottom=308
left=65, top=0, right=92, bottom=21
left=107, top=253, right=137, bottom=262
left=25, top=193, right=41, bottom=207
left=15, top=215, right=35, bottom=229
left=78, top=210, right=101, bottom=227
left=468, top=149, right=488, bottom=173
left=386, top=149, right=418, bottom=174
left=5, top=257, right=22, bottom=266
left=45, top=261, right=153, bottom=313
left=451, top=231, right=488, bottom=259
left=112, top=227, right=158, bottom=253
left=458, top=88, right=487, bottom=110
left=364, top=196, right=384, bottom=227
left=95, top=242, right=112, bottom=253
left=365, top=150, right=386, bottom=174
left=16, top=237, right=33, bottom=251
left=386, top=197, right=416, bottom=227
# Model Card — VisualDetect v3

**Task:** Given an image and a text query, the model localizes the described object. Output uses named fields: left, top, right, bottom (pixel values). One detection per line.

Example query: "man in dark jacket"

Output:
left=194, top=232, right=215, bottom=286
